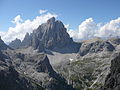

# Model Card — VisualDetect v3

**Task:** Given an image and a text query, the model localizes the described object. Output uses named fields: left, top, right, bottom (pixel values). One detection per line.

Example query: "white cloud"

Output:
left=0, top=31, right=6, bottom=37
left=0, top=12, right=57, bottom=43
left=65, top=24, right=80, bottom=39
left=67, top=17, right=120, bottom=40
left=95, top=17, right=120, bottom=38
left=11, top=15, right=23, bottom=24
left=39, top=9, right=48, bottom=14
left=67, top=29, right=79, bottom=39
left=64, top=24, right=70, bottom=30
left=78, top=18, right=98, bottom=39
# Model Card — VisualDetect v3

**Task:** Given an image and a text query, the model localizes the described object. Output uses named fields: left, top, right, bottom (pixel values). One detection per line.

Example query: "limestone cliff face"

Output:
left=35, top=55, right=55, bottom=73
left=21, top=32, right=32, bottom=47
left=32, top=17, right=73, bottom=49
left=23, top=17, right=75, bottom=50
left=102, top=52, right=120, bottom=90
left=79, top=40, right=115, bottom=56
left=9, top=17, right=80, bottom=53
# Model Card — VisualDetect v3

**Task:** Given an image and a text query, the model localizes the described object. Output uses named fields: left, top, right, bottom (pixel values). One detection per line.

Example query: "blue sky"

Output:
left=0, top=0, right=120, bottom=31
left=0, top=0, right=120, bottom=43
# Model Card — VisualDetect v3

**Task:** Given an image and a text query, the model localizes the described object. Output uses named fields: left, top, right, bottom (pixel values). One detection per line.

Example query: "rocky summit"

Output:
left=31, top=17, right=74, bottom=49
left=9, top=17, right=80, bottom=53
left=9, top=38, right=22, bottom=49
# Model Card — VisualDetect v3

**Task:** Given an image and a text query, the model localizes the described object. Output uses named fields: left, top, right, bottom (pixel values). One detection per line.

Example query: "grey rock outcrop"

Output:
left=108, top=38, right=120, bottom=46
left=0, top=62, right=35, bottom=90
left=0, top=52, right=44, bottom=90
left=9, top=38, right=22, bottom=49
left=79, top=40, right=115, bottom=56
left=5, top=49, right=74, bottom=90
left=102, top=52, right=120, bottom=90
left=35, top=55, right=54, bottom=73
left=21, top=32, right=32, bottom=47
left=0, top=36, right=10, bottom=50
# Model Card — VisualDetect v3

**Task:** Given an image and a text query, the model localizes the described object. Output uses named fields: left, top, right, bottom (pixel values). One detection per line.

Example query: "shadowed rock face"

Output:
left=0, top=37, right=11, bottom=61
left=0, top=61, right=44, bottom=90
left=102, top=52, right=120, bottom=90
left=21, top=32, right=32, bottom=47
left=35, top=55, right=54, bottom=73
left=0, top=36, right=10, bottom=50
left=0, top=51, right=8, bottom=61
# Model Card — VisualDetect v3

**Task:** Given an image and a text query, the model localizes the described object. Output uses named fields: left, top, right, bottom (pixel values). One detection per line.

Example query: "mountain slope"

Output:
left=0, top=61, right=44, bottom=90
left=55, top=38, right=120, bottom=90
left=102, top=52, right=120, bottom=90
left=0, top=37, right=74, bottom=90
left=7, top=49, right=74, bottom=90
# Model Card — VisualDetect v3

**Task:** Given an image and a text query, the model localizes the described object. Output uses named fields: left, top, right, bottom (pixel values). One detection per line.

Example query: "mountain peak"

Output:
left=15, top=38, right=20, bottom=41
left=47, top=17, right=55, bottom=24
left=9, top=18, right=80, bottom=53
left=25, top=32, right=30, bottom=37
left=9, top=38, right=21, bottom=49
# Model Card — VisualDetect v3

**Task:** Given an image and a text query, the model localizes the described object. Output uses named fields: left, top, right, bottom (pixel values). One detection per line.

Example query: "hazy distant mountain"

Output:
left=9, top=38, right=22, bottom=49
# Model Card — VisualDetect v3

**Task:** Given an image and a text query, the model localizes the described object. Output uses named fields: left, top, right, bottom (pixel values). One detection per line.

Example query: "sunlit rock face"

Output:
left=79, top=40, right=115, bottom=56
